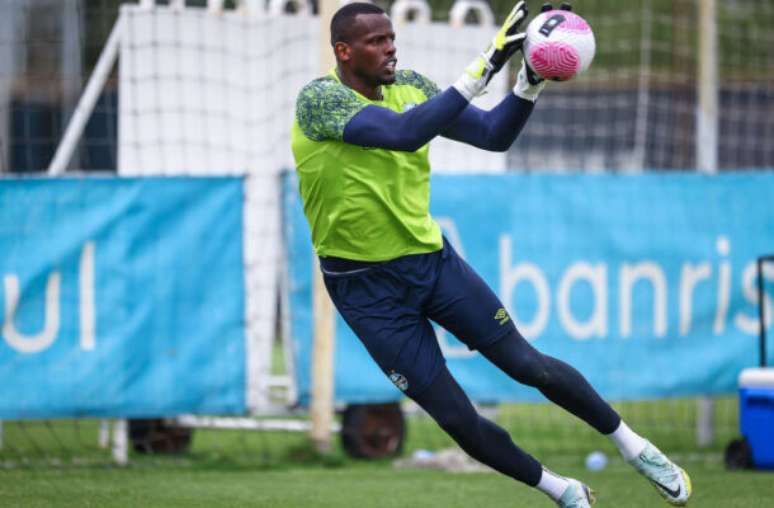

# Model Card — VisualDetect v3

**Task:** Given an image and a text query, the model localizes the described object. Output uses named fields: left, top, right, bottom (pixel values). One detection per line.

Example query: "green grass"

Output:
left=403, top=397, right=739, bottom=458
left=1, top=397, right=739, bottom=467
left=1, top=459, right=772, bottom=507
left=0, top=396, right=758, bottom=506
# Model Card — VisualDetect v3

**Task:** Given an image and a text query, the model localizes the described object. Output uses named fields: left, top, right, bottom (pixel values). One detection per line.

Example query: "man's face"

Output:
left=339, top=13, right=397, bottom=86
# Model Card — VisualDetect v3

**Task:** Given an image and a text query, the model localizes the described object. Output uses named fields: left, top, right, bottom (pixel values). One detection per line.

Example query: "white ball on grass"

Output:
left=585, top=450, right=608, bottom=471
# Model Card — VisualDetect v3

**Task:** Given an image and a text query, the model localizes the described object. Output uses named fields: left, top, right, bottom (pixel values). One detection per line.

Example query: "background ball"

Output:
left=524, top=9, right=596, bottom=81
left=585, top=450, right=608, bottom=471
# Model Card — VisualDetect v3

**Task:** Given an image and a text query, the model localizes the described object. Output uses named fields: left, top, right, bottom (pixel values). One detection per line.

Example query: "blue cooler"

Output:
left=739, top=368, right=774, bottom=469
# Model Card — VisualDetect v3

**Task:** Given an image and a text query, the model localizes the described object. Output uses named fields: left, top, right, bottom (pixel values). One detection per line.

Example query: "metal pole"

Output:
left=112, top=419, right=128, bottom=465
left=0, top=1, right=17, bottom=173
left=310, top=262, right=336, bottom=452
left=309, top=0, right=339, bottom=453
left=696, top=398, right=714, bottom=447
left=757, top=257, right=769, bottom=368
left=318, top=0, right=337, bottom=74
left=696, top=0, right=718, bottom=173
left=695, top=0, right=719, bottom=447
left=60, top=0, right=84, bottom=172
left=98, top=419, right=110, bottom=449
left=632, top=0, right=652, bottom=171
left=47, top=16, right=123, bottom=175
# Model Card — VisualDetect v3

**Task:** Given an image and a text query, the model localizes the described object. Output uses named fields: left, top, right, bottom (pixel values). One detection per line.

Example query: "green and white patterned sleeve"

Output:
left=295, top=77, right=366, bottom=142
left=395, top=70, right=442, bottom=101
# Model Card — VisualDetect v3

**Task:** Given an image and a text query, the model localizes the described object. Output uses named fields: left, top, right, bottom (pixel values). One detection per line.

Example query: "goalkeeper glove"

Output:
left=453, top=1, right=528, bottom=100
left=513, top=60, right=545, bottom=102
left=512, top=2, right=573, bottom=102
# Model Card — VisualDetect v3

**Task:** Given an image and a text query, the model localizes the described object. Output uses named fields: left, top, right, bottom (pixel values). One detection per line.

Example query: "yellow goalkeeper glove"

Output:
left=454, top=1, right=528, bottom=100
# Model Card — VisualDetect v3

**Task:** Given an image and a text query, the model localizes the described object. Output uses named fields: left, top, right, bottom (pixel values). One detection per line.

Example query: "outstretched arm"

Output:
left=343, top=88, right=469, bottom=152
left=441, top=93, right=535, bottom=152
left=337, top=1, right=531, bottom=152
left=343, top=54, right=546, bottom=153
left=442, top=55, right=548, bottom=152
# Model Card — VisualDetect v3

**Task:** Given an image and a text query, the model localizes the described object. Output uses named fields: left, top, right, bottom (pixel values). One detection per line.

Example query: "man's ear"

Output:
left=334, top=41, right=351, bottom=62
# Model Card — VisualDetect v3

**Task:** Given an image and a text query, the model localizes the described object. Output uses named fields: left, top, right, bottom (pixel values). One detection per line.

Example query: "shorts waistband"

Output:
left=319, top=256, right=382, bottom=273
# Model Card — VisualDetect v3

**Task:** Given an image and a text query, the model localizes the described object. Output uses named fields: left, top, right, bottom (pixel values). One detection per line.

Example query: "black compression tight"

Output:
left=410, top=329, right=621, bottom=487
left=411, top=365, right=544, bottom=486
left=480, top=329, right=621, bottom=435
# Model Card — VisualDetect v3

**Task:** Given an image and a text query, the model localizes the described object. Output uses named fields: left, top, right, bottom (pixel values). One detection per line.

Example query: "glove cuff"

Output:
left=453, top=55, right=492, bottom=101
left=513, top=62, right=546, bottom=102
left=453, top=74, right=482, bottom=102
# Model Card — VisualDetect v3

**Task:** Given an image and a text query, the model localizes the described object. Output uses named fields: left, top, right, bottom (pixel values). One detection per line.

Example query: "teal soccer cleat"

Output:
left=556, top=479, right=596, bottom=508
left=628, top=441, right=692, bottom=506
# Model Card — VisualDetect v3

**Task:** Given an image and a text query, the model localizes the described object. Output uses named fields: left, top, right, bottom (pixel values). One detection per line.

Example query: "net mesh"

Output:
left=117, top=6, right=319, bottom=413
left=508, top=0, right=774, bottom=171
left=404, top=396, right=739, bottom=464
left=717, top=0, right=774, bottom=168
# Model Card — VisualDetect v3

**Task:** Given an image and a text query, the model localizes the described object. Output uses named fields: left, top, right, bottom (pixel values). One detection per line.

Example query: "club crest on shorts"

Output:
left=389, top=371, right=409, bottom=391
left=494, top=308, right=510, bottom=325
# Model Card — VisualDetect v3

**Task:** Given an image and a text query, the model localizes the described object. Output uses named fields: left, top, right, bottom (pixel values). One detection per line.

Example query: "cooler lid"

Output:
left=739, top=368, right=774, bottom=388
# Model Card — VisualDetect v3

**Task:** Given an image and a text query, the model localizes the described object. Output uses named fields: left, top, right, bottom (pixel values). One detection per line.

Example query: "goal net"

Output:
left=509, top=0, right=774, bottom=172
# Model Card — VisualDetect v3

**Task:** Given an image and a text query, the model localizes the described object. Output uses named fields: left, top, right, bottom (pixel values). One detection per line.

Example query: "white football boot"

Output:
left=556, top=479, right=596, bottom=508
left=628, top=441, right=692, bottom=505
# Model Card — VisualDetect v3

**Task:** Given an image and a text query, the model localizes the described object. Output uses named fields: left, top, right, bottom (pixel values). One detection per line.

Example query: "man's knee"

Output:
left=519, top=352, right=554, bottom=387
left=435, top=404, right=479, bottom=436
left=485, top=331, right=554, bottom=388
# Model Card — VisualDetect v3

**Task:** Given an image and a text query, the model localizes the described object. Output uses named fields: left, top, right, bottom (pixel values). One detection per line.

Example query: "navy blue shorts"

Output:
left=321, top=238, right=516, bottom=398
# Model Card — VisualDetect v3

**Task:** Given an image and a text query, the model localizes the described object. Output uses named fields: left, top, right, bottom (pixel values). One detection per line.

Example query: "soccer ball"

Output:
left=585, top=450, right=608, bottom=471
left=523, top=9, right=596, bottom=81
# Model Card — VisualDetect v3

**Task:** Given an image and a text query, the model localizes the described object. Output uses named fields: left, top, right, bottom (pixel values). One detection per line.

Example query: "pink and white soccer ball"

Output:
left=524, top=10, right=596, bottom=81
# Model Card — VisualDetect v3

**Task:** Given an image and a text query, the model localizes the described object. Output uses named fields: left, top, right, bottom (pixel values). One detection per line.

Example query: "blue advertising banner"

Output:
left=0, top=176, right=246, bottom=418
left=283, top=172, right=774, bottom=404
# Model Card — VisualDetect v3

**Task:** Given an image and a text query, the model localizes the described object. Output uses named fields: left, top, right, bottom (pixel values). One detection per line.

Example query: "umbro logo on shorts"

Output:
left=494, top=308, right=510, bottom=325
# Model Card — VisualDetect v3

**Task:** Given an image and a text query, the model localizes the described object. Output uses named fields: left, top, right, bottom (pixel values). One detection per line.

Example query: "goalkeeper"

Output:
left=291, top=3, right=691, bottom=507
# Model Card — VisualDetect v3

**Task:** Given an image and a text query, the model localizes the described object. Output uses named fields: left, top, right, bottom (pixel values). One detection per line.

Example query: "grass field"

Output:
left=1, top=397, right=771, bottom=507
left=1, top=458, right=772, bottom=507
left=0, top=397, right=740, bottom=465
